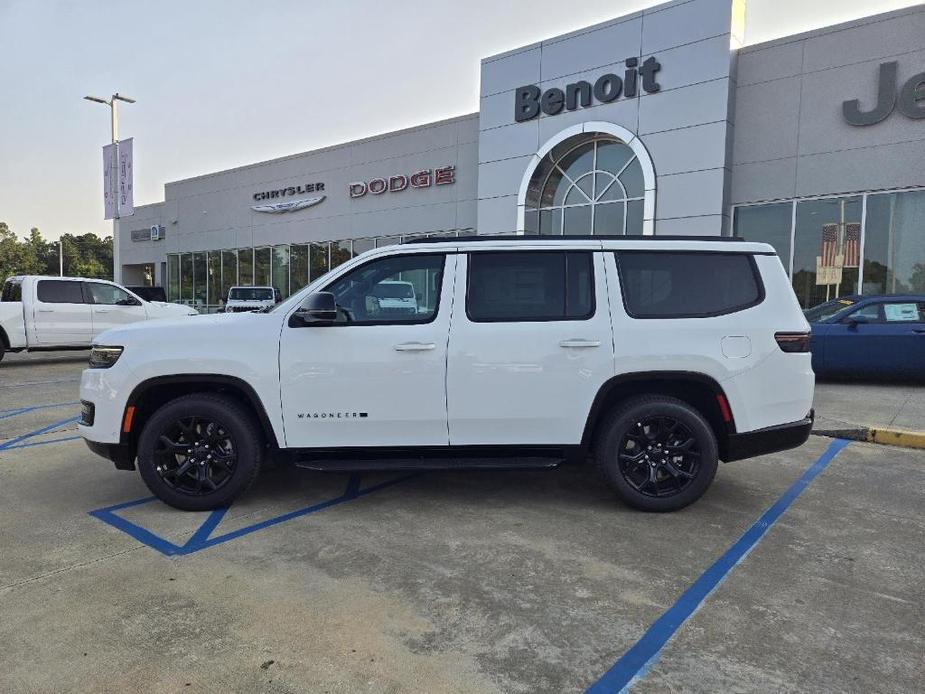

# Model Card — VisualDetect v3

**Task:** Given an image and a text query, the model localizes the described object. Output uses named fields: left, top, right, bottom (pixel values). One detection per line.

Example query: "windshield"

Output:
left=803, top=296, right=859, bottom=322
left=229, top=288, right=274, bottom=301
left=372, top=283, right=414, bottom=299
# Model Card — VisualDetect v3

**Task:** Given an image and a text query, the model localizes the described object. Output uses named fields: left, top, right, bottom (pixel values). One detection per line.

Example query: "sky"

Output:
left=0, top=0, right=916, bottom=241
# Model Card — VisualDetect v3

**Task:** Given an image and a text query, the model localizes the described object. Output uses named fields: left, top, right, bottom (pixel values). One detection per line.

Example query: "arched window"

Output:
left=523, top=134, right=647, bottom=236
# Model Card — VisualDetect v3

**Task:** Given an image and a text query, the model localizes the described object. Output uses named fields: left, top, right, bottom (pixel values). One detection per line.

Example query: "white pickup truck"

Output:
left=0, top=275, right=197, bottom=362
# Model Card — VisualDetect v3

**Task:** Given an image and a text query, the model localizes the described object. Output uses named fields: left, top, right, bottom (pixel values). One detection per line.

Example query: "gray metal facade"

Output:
left=118, top=0, right=925, bottom=287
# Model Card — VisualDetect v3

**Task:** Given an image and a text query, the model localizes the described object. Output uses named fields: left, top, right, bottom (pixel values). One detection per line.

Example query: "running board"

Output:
left=293, top=456, right=563, bottom=472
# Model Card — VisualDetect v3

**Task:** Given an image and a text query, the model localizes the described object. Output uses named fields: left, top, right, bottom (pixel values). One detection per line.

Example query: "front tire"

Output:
left=137, top=393, right=262, bottom=511
left=595, top=395, right=718, bottom=512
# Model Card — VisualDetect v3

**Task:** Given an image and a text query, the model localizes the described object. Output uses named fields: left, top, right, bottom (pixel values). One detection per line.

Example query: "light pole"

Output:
left=84, top=92, right=135, bottom=283
left=57, top=239, right=63, bottom=276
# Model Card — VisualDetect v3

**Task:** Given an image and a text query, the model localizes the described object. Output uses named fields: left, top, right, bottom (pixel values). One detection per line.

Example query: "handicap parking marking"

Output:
left=0, top=401, right=79, bottom=421
left=0, top=414, right=81, bottom=452
left=89, top=472, right=418, bottom=556
left=586, top=438, right=853, bottom=694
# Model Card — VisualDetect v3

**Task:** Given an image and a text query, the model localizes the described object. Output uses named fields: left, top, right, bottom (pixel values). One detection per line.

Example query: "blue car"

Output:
left=805, top=295, right=925, bottom=378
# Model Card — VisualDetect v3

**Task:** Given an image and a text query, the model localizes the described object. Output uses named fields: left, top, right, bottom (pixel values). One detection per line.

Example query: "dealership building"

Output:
left=118, top=0, right=925, bottom=311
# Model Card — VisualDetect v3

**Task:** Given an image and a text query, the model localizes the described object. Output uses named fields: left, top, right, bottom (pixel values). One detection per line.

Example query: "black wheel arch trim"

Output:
left=122, top=374, right=280, bottom=451
left=579, top=370, right=736, bottom=453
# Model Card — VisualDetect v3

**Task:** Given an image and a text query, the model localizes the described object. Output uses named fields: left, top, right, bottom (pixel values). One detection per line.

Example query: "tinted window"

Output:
left=1, top=279, right=22, bottom=302
left=323, top=253, right=444, bottom=324
left=36, top=280, right=85, bottom=304
left=851, top=302, right=925, bottom=324
left=467, top=251, right=594, bottom=322
left=229, top=288, right=274, bottom=301
left=617, top=252, right=762, bottom=318
left=86, top=283, right=135, bottom=306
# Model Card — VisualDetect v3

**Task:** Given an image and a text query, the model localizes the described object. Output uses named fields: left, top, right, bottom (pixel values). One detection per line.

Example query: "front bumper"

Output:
left=84, top=439, right=136, bottom=471
left=723, top=410, right=814, bottom=462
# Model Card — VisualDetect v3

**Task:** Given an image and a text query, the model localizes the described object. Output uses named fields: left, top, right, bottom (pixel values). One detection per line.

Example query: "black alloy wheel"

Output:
left=153, top=416, right=237, bottom=496
left=137, top=393, right=262, bottom=511
left=596, top=395, right=718, bottom=512
left=618, top=415, right=701, bottom=498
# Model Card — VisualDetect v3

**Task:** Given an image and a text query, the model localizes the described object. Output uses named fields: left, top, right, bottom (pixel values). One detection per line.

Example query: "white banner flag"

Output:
left=118, top=137, right=134, bottom=217
left=103, top=143, right=116, bottom=219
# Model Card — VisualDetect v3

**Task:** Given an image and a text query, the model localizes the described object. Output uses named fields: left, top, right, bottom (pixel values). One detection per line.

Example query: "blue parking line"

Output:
left=586, top=438, right=852, bottom=693
left=0, top=415, right=81, bottom=451
left=0, top=401, right=79, bottom=421
left=89, top=472, right=418, bottom=556
left=1, top=435, right=82, bottom=450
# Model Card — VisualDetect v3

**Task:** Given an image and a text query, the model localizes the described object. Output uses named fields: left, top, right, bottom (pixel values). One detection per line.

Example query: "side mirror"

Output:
left=290, top=291, right=337, bottom=327
left=846, top=314, right=870, bottom=325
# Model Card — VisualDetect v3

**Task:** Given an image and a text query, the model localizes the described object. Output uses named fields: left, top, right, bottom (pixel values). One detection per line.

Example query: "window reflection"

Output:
left=792, top=197, right=861, bottom=308
left=864, top=191, right=925, bottom=295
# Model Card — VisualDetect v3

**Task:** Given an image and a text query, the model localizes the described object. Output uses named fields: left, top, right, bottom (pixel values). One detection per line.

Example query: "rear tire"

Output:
left=137, top=393, right=262, bottom=511
left=595, top=395, right=718, bottom=512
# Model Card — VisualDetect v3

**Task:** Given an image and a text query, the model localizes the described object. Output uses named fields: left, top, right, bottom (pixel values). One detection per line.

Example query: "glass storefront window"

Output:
left=352, top=238, right=375, bottom=256
left=291, top=244, right=309, bottom=294
left=330, top=240, right=351, bottom=269
left=792, top=197, right=861, bottom=308
left=254, top=247, right=271, bottom=286
left=863, top=190, right=925, bottom=295
left=733, top=202, right=793, bottom=269
left=167, top=254, right=180, bottom=302
left=310, top=242, right=329, bottom=281
left=238, top=248, right=253, bottom=286
left=375, top=237, right=400, bottom=248
left=180, top=253, right=193, bottom=302
left=207, top=251, right=221, bottom=309
left=272, top=244, right=290, bottom=298
left=192, top=252, right=207, bottom=306
left=221, top=250, right=237, bottom=303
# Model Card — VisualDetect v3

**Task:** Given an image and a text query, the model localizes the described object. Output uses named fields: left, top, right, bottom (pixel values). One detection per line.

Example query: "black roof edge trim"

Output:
left=404, top=234, right=747, bottom=244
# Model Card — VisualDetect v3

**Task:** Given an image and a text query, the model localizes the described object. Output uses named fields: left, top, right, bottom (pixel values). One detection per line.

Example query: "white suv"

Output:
left=79, top=236, right=814, bottom=512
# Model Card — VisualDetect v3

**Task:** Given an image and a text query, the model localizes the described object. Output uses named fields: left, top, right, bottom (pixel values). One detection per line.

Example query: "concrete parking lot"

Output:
left=1, top=351, right=923, bottom=693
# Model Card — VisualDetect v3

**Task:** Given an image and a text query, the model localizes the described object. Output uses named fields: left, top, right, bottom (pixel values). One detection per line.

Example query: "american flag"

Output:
left=843, top=223, right=860, bottom=268
left=821, top=224, right=838, bottom=267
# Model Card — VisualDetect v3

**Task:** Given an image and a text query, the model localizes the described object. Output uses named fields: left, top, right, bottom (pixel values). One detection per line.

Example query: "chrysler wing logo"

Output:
left=251, top=195, right=326, bottom=214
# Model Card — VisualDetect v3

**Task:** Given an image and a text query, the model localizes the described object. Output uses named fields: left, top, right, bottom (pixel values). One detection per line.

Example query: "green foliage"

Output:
left=0, top=223, right=112, bottom=282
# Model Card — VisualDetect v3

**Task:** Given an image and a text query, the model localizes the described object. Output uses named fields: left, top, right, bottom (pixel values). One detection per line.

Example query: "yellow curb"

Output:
left=866, top=428, right=925, bottom=450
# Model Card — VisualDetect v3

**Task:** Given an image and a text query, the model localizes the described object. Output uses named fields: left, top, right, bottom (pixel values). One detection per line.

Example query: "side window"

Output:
left=616, top=251, right=763, bottom=319
left=882, top=302, right=925, bottom=323
left=466, top=251, right=594, bottom=322
left=323, top=253, right=445, bottom=324
left=846, top=304, right=882, bottom=322
left=86, top=283, right=134, bottom=306
left=36, top=280, right=85, bottom=304
left=1, top=279, right=22, bottom=302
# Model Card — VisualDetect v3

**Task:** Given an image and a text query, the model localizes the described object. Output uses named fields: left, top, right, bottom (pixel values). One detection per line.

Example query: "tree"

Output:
left=0, top=224, right=112, bottom=281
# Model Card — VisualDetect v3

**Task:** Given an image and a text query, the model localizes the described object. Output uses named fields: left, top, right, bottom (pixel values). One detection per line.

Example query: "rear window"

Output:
left=1, top=279, right=22, bottom=302
left=467, top=251, right=594, bottom=322
left=616, top=251, right=763, bottom=319
left=36, top=280, right=86, bottom=304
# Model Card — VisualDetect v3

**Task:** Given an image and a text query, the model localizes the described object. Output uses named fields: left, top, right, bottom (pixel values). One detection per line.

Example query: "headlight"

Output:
left=89, top=345, right=123, bottom=369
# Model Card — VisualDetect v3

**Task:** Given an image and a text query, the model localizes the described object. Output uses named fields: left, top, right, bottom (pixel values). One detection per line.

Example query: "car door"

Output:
left=819, top=302, right=882, bottom=374
left=279, top=251, right=455, bottom=448
left=446, top=249, right=613, bottom=446
left=85, top=281, right=147, bottom=337
left=31, top=279, right=92, bottom=345
left=822, top=300, right=925, bottom=375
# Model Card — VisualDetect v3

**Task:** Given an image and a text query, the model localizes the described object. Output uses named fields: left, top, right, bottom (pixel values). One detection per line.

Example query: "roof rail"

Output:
left=403, top=234, right=745, bottom=244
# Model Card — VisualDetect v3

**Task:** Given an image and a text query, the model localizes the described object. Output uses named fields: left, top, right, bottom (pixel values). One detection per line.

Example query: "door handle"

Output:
left=913, top=328, right=925, bottom=334
left=36, top=308, right=53, bottom=313
left=95, top=309, right=113, bottom=314
left=394, top=342, right=436, bottom=351
left=559, top=339, right=601, bottom=348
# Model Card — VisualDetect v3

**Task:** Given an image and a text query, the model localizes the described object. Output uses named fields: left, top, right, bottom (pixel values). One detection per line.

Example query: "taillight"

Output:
left=775, top=332, right=811, bottom=353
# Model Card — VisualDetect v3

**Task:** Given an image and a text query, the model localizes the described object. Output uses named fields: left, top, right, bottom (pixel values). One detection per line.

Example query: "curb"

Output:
left=813, top=427, right=925, bottom=450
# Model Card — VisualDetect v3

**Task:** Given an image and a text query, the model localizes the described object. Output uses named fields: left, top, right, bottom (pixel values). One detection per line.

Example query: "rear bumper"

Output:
left=84, top=439, right=135, bottom=471
left=723, top=410, right=814, bottom=462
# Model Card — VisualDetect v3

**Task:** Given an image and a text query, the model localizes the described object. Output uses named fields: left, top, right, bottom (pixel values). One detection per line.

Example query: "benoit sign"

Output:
left=514, top=57, right=662, bottom=123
